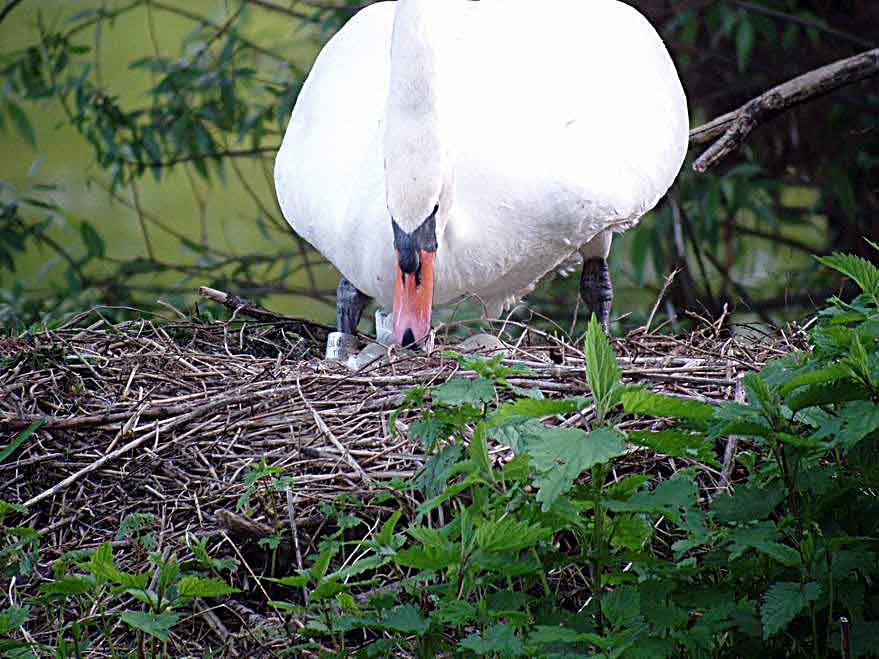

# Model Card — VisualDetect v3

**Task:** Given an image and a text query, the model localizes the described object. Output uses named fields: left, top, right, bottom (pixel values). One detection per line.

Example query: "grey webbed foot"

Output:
left=580, top=257, right=613, bottom=332
left=327, top=276, right=371, bottom=361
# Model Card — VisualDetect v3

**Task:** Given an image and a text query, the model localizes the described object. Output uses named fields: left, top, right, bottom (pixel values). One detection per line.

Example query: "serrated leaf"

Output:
left=432, top=377, right=496, bottom=407
left=176, top=575, right=237, bottom=598
left=492, top=396, right=587, bottom=421
left=475, top=517, right=550, bottom=553
left=584, top=315, right=620, bottom=420
left=119, top=610, right=180, bottom=641
left=394, top=544, right=457, bottom=570
left=760, top=582, right=821, bottom=639
left=816, top=252, right=879, bottom=300
left=40, top=574, right=95, bottom=595
left=712, top=482, right=784, bottom=523
left=380, top=604, right=429, bottom=635
left=415, top=443, right=463, bottom=498
left=460, top=623, right=523, bottom=656
left=727, top=522, right=800, bottom=567
left=622, top=389, right=714, bottom=422
left=528, top=427, right=626, bottom=511
left=606, top=471, right=697, bottom=523
left=602, top=585, right=641, bottom=628
left=626, top=429, right=717, bottom=464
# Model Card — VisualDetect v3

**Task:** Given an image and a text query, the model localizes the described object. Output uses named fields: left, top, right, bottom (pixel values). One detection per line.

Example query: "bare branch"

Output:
left=689, top=48, right=879, bottom=172
left=0, top=0, right=24, bottom=26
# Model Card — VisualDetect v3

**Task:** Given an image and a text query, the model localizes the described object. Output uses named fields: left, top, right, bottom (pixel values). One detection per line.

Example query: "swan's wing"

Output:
left=274, top=2, right=397, bottom=303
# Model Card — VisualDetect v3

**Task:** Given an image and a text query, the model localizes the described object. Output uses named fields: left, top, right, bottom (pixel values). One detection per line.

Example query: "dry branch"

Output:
left=689, top=48, right=879, bottom=172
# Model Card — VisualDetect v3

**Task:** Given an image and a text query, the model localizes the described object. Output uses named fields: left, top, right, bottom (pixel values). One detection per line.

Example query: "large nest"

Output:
left=0, top=307, right=807, bottom=655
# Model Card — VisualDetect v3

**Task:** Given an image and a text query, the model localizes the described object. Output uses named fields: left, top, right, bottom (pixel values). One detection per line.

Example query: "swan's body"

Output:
left=275, top=0, right=688, bottom=342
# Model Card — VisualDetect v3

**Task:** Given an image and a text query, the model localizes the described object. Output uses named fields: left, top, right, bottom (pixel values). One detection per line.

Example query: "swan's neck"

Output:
left=384, top=0, right=450, bottom=234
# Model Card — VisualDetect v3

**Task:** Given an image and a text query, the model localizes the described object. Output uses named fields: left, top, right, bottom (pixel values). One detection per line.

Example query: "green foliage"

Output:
left=252, top=250, right=878, bottom=656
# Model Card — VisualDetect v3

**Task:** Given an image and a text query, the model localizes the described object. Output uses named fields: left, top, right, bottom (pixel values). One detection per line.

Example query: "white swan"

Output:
left=275, top=0, right=689, bottom=349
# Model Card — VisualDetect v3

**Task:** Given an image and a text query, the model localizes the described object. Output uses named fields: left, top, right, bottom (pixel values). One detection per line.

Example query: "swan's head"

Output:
left=385, top=144, right=450, bottom=347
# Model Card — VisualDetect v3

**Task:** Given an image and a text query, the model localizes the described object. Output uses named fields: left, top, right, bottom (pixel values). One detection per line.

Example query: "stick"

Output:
left=689, top=48, right=879, bottom=172
left=296, top=373, right=374, bottom=484
left=197, top=286, right=335, bottom=341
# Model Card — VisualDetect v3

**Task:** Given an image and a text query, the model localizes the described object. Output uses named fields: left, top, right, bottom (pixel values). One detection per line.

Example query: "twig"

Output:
left=0, top=0, right=23, bottom=25
left=197, top=286, right=335, bottom=341
left=644, top=270, right=679, bottom=334
left=296, top=374, right=374, bottom=484
left=285, top=487, right=308, bottom=602
left=689, top=48, right=879, bottom=172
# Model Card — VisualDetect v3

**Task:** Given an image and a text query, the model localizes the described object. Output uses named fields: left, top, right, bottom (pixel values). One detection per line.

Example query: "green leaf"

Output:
left=460, top=623, right=523, bottom=656
left=727, top=522, right=801, bottom=567
left=492, top=396, right=587, bottom=421
left=760, top=582, right=821, bottom=639
left=119, top=610, right=180, bottom=642
left=79, top=221, right=105, bottom=258
left=0, top=500, right=28, bottom=520
left=606, top=471, right=697, bottom=523
left=415, top=444, right=463, bottom=498
left=528, top=427, right=626, bottom=511
left=584, top=314, right=620, bottom=419
left=779, top=362, right=851, bottom=396
left=176, top=575, right=238, bottom=598
left=816, top=252, right=879, bottom=300
left=6, top=101, right=36, bottom=148
left=622, top=389, right=714, bottom=422
left=0, top=420, right=42, bottom=464
left=39, top=574, right=95, bottom=595
left=626, top=429, right=717, bottom=464
left=380, top=604, right=429, bottom=635
left=833, top=400, right=879, bottom=450
left=469, top=422, right=495, bottom=483
left=475, top=517, right=550, bottom=554
left=0, top=606, right=28, bottom=634
left=376, top=509, right=402, bottom=549
left=602, top=585, right=641, bottom=628
left=712, top=482, right=785, bottom=523
left=432, top=377, right=496, bottom=407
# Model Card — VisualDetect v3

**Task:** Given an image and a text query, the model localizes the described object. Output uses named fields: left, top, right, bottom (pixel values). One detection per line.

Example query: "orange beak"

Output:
left=392, top=250, right=435, bottom=347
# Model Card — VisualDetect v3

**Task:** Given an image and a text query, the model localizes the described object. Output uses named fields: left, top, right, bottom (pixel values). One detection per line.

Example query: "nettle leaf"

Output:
left=610, top=513, right=653, bottom=550
left=176, top=575, right=238, bottom=598
left=832, top=400, right=879, bottom=450
left=492, top=396, right=588, bottom=421
left=602, top=585, right=641, bottom=628
left=432, top=376, right=496, bottom=407
left=712, top=482, right=785, bottom=524
left=816, top=252, right=879, bottom=301
left=622, top=389, right=714, bottom=423
left=726, top=521, right=801, bottom=567
left=489, top=417, right=545, bottom=454
left=0, top=606, right=29, bottom=634
left=760, top=582, right=821, bottom=639
left=475, top=516, right=550, bottom=554
left=606, top=471, right=698, bottom=523
left=394, top=544, right=457, bottom=570
left=584, top=315, right=620, bottom=418
left=460, top=623, right=524, bottom=656
left=528, top=427, right=626, bottom=511
left=778, top=362, right=851, bottom=396
left=119, top=610, right=180, bottom=642
left=379, top=604, right=429, bottom=635
left=39, top=574, right=95, bottom=596
left=415, top=444, right=463, bottom=498
left=469, top=422, right=495, bottom=483
left=626, top=429, right=717, bottom=464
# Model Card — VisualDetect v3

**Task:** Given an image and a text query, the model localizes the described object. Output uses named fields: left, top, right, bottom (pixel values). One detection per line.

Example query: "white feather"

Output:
left=274, top=0, right=689, bottom=314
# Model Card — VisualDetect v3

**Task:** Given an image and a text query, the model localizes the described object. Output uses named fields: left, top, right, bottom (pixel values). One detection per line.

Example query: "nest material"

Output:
left=0, top=309, right=807, bottom=655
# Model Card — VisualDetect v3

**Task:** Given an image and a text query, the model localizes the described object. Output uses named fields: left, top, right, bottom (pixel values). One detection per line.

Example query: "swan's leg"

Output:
left=327, top=276, right=370, bottom=360
left=579, top=231, right=613, bottom=332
